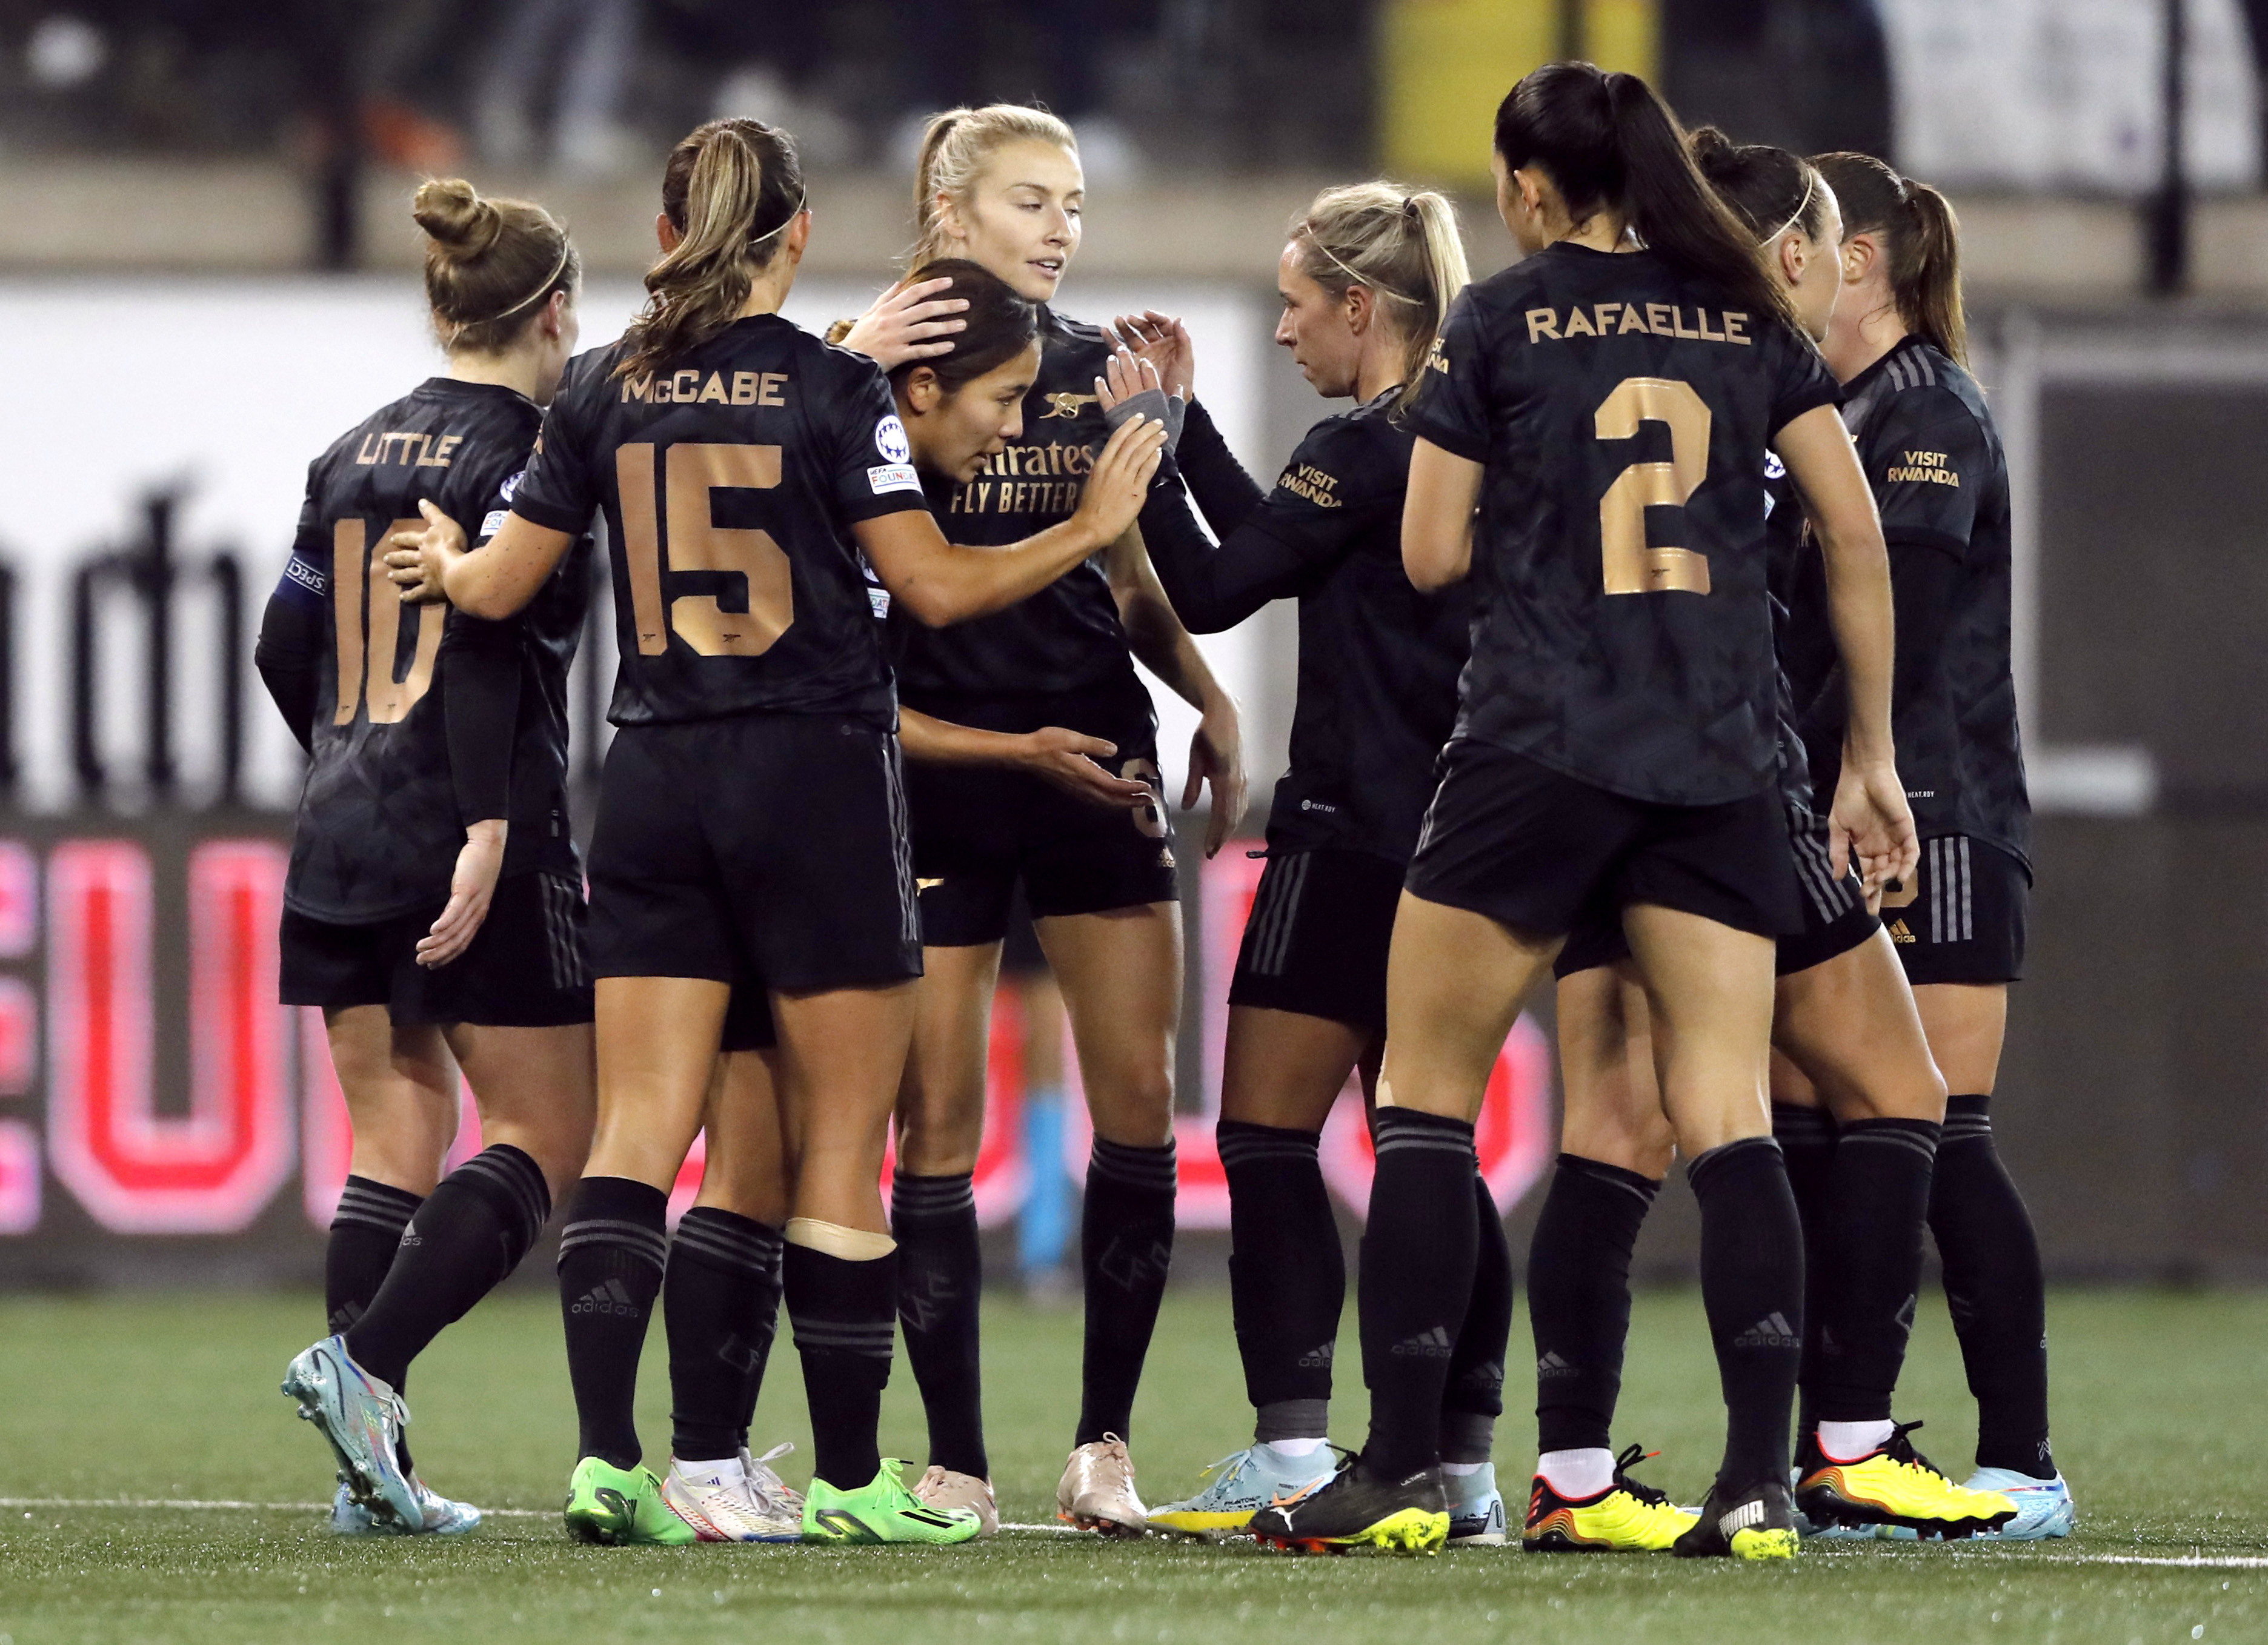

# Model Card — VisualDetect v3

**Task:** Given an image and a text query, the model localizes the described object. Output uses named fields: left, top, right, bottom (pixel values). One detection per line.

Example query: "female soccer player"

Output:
left=1251, top=64, right=1915, bottom=1559
left=1083, top=184, right=1508, bottom=1544
left=391, top=118, right=1165, bottom=1547
left=1794, top=150, right=2068, bottom=1539
left=834, top=104, right=1245, bottom=1537
left=651, top=260, right=1151, bottom=1543
left=1528, top=130, right=2015, bottom=1552
left=269, top=179, right=595, bottom=1536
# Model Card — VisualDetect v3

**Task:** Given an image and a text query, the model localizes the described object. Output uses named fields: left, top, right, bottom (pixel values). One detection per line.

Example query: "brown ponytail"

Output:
left=1812, top=151, right=1968, bottom=369
left=1492, top=64, right=1806, bottom=340
left=617, top=118, right=806, bottom=381
left=1686, top=126, right=1829, bottom=247
left=412, top=178, right=578, bottom=356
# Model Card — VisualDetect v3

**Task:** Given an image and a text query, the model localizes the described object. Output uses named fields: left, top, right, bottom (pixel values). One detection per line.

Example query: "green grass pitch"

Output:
left=0, top=1286, right=2261, bottom=1644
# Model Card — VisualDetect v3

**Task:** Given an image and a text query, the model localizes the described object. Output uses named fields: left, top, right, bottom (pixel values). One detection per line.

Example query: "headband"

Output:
left=1304, top=229, right=1426, bottom=308
left=748, top=191, right=808, bottom=246
left=1758, top=167, right=1818, bottom=248
left=465, top=242, right=573, bottom=325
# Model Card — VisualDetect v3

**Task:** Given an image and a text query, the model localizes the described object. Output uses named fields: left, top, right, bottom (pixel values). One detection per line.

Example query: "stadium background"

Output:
left=0, top=0, right=2261, bottom=1290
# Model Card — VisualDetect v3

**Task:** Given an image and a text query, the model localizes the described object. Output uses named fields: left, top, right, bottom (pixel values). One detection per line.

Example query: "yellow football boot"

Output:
left=1523, top=1445, right=1698, bottom=1552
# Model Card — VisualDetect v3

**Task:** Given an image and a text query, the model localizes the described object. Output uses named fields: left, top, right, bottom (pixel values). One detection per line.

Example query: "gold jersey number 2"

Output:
left=1594, top=377, right=1712, bottom=595
left=331, top=518, right=441, bottom=725
left=617, top=442, right=795, bottom=656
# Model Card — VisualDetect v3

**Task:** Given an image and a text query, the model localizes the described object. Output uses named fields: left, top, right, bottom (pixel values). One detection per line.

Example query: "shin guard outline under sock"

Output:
left=1687, top=1137, right=1804, bottom=1495
left=1357, top=1108, right=1478, bottom=1478
left=1812, top=1118, right=1939, bottom=1424
left=891, top=1171, right=989, bottom=1478
left=1526, top=1154, right=1659, bottom=1454
left=1075, top=1137, right=1177, bottom=1446
left=785, top=1238, right=897, bottom=1487
left=1932, top=1095, right=2054, bottom=1478
left=665, top=1208, right=784, bottom=1461
left=1219, top=1120, right=1342, bottom=1428
left=347, top=1145, right=551, bottom=1390
left=556, top=1177, right=669, bottom=1471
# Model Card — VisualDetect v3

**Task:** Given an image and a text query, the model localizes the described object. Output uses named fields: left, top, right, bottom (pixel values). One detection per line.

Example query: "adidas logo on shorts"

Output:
left=1390, top=1326, right=1454, bottom=1360
left=1732, top=1312, right=1798, bottom=1350
left=1537, top=1350, right=1577, bottom=1379
left=1295, top=1340, right=1335, bottom=1369
left=569, top=1278, right=641, bottom=1318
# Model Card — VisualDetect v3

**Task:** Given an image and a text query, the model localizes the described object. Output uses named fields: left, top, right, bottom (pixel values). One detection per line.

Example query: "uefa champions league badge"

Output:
left=875, top=416, right=912, bottom=464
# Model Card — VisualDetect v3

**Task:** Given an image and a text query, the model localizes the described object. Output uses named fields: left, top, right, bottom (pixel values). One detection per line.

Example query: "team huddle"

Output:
left=261, top=61, right=2072, bottom=1560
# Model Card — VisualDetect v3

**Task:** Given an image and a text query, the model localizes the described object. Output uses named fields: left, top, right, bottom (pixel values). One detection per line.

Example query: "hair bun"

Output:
left=413, top=178, right=505, bottom=259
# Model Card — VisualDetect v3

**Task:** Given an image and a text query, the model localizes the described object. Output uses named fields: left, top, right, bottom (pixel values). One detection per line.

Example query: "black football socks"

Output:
left=327, top=1174, right=426, bottom=1475
left=327, top=1175, right=422, bottom=1337
left=1687, top=1137, right=1804, bottom=1494
left=1358, top=1108, right=1478, bottom=1478
left=556, top=1177, right=669, bottom=1471
left=1771, top=1101, right=1837, bottom=1436
left=663, top=1208, right=783, bottom=1463
left=1074, top=1137, right=1178, bottom=1446
left=891, top=1170, right=989, bottom=1477
left=1219, top=1120, right=1340, bottom=1444
left=1932, top=1095, right=2055, bottom=1478
left=785, top=1238, right=898, bottom=1487
left=1809, top=1119, right=1940, bottom=1431
left=1527, top=1152, right=1660, bottom=1453
left=1441, top=1168, right=1513, bottom=1464
left=346, top=1145, right=551, bottom=1391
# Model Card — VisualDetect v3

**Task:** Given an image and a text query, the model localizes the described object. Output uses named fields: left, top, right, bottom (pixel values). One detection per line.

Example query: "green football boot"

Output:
left=563, top=1456, right=697, bottom=1546
left=802, top=1460, right=983, bottom=1546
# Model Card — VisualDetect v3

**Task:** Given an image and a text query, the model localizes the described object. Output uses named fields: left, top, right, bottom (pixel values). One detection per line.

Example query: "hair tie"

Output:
left=463, top=241, right=573, bottom=325
left=1758, top=166, right=1817, bottom=248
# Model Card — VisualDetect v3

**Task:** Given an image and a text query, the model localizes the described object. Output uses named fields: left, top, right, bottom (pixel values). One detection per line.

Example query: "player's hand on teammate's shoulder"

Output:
left=839, top=276, right=971, bottom=370
left=1017, top=727, right=1155, bottom=811
left=385, top=499, right=467, bottom=605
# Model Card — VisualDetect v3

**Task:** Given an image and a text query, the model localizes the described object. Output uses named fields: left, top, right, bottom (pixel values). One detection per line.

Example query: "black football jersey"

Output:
left=280, top=378, right=584, bottom=923
left=1790, top=341, right=2029, bottom=867
left=511, top=314, right=926, bottom=726
left=893, top=307, right=1144, bottom=707
left=1405, top=244, right=1839, bottom=806
left=1146, top=391, right=1472, bottom=862
left=1760, top=452, right=1823, bottom=820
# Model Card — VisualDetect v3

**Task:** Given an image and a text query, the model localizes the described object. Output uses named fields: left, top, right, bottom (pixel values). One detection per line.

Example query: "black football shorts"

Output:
left=1228, top=848, right=1405, bottom=1038
left=1552, top=804, right=1878, bottom=980
left=1408, top=738, right=1801, bottom=945
left=587, top=712, right=922, bottom=994
left=905, top=684, right=1179, bottom=948
left=1881, top=834, right=2027, bottom=985
left=281, top=869, right=594, bottom=1027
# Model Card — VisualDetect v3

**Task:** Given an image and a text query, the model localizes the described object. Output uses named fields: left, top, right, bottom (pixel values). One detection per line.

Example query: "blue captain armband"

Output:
left=273, top=550, right=327, bottom=608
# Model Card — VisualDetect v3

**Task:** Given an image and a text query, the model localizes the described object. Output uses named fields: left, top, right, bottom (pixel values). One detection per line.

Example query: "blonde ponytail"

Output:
left=619, top=118, right=805, bottom=381
left=1290, top=182, right=1471, bottom=410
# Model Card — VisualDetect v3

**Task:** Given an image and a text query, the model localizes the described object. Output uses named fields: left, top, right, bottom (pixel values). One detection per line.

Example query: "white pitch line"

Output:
left=0, top=1497, right=1078, bottom=1534
left=15, top=1503, right=2247, bottom=1559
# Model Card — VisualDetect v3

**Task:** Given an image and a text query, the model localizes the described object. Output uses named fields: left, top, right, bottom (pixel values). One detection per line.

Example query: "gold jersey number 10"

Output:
left=617, top=442, right=796, bottom=656
left=332, top=518, right=441, bottom=725
left=1595, top=376, right=1712, bottom=596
